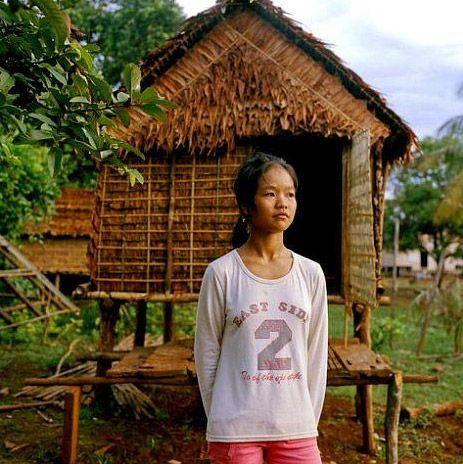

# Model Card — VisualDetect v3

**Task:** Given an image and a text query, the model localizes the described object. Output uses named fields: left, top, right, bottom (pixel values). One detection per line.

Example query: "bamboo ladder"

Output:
left=0, top=234, right=79, bottom=330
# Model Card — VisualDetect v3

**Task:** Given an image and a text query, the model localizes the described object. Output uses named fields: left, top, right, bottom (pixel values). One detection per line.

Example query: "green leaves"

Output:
left=0, top=0, right=175, bottom=186
left=47, top=146, right=62, bottom=177
left=31, top=0, right=70, bottom=49
left=122, top=63, right=141, bottom=100
left=0, top=67, right=14, bottom=94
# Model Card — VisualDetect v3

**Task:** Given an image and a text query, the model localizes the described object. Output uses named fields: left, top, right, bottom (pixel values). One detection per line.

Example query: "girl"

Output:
left=194, top=152, right=328, bottom=464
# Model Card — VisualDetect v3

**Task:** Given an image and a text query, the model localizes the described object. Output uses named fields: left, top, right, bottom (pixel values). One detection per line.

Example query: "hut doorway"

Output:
left=252, top=134, right=344, bottom=294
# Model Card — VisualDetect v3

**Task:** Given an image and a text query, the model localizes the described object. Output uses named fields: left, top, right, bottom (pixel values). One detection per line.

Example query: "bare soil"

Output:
left=0, top=359, right=462, bottom=464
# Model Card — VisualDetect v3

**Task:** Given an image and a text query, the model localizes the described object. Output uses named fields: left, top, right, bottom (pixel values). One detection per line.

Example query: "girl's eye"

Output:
left=265, top=192, right=275, bottom=197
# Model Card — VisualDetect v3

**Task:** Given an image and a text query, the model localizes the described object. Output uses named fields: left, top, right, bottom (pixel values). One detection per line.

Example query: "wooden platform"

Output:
left=106, top=338, right=394, bottom=386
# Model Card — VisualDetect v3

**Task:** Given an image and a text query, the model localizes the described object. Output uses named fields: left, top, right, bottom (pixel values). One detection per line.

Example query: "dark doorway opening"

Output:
left=251, top=134, right=344, bottom=294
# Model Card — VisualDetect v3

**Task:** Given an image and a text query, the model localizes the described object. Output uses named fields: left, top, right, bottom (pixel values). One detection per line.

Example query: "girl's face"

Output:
left=246, top=164, right=297, bottom=235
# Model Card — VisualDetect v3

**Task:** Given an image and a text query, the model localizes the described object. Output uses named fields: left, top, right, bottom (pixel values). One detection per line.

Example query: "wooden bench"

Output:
left=25, top=339, right=438, bottom=464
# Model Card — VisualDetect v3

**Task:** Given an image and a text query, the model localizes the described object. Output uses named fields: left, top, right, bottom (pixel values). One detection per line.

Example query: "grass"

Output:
left=327, top=278, right=463, bottom=408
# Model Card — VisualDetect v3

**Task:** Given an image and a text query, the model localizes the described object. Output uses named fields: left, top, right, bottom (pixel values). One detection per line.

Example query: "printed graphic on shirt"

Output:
left=233, top=300, right=308, bottom=386
left=232, top=300, right=308, bottom=328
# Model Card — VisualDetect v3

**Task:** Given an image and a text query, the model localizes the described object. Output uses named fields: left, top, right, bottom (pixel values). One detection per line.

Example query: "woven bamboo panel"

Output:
left=89, top=148, right=249, bottom=295
left=348, top=130, right=377, bottom=307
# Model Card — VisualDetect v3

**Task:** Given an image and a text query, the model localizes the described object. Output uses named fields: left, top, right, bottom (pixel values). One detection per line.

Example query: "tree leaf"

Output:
left=98, top=115, right=117, bottom=129
left=30, top=112, right=57, bottom=127
left=47, top=147, right=62, bottom=177
left=140, top=104, right=167, bottom=123
left=31, top=0, right=70, bottom=49
left=127, top=168, right=144, bottom=186
left=0, top=67, right=14, bottom=94
left=114, top=108, right=130, bottom=128
left=140, top=87, right=158, bottom=104
left=116, top=92, right=130, bottom=103
left=70, top=96, right=90, bottom=104
left=122, top=63, right=141, bottom=100
left=40, top=63, right=68, bottom=85
left=29, top=129, right=54, bottom=141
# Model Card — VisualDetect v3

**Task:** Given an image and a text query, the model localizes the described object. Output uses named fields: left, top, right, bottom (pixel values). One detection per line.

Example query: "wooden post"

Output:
left=134, top=301, right=147, bottom=347
left=385, top=370, right=403, bottom=464
left=392, top=217, right=400, bottom=296
left=61, top=386, right=81, bottom=464
left=163, top=302, right=173, bottom=343
left=95, top=299, right=120, bottom=411
left=353, top=303, right=376, bottom=454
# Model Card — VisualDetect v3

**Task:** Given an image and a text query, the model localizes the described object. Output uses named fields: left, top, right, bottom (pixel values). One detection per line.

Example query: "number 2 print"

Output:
left=255, top=319, right=292, bottom=370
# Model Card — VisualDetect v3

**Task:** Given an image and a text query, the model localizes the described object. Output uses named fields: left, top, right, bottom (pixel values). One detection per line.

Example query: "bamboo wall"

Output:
left=89, top=148, right=249, bottom=295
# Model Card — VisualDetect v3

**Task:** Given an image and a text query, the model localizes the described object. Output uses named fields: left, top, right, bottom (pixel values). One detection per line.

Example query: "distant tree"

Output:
left=0, top=144, right=59, bottom=239
left=70, top=0, right=185, bottom=85
left=384, top=136, right=463, bottom=271
left=384, top=135, right=463, bottom=355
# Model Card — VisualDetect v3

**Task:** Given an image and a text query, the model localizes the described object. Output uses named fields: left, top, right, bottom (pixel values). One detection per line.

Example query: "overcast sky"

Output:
left=176, top=0, right=463, bottom=140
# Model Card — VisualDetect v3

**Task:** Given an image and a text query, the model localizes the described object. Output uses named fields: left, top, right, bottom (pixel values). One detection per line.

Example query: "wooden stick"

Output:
left=83, top=291, right=198, bottom=302
left=1, top=277, right=42, bottom=317
left=61, top=386, right=81, bottom=464
left=25, top=373, right=189, bottom=386
left=385, top=370, right=402, bottom=464
left=0, top=400, right=59, bottom=412
left=55, top=338, right=80, bottom=376
left=0, top=309, right=78, bottom=331
left=77, top=351, right=129, bottom=362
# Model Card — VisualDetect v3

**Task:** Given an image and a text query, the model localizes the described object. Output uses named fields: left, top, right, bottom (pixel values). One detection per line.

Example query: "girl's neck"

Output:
left=240, top=232, right=287, bottom=262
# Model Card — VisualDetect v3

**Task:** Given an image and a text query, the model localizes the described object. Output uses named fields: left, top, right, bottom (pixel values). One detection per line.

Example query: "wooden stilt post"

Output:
left=61, top=386, right=81, bottom=464
left=385, top=370, right=403, bottom=464
left=353, top=303, right=376, bottom=454
left=163, top=302, right=173, bottom=343
left=95, top=299, right=120, bottom=412
left=135, top=301, right=147, bottom=347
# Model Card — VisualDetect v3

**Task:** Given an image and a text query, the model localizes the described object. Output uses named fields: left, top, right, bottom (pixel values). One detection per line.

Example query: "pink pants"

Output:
left=208, top=437, right=322, bottom=464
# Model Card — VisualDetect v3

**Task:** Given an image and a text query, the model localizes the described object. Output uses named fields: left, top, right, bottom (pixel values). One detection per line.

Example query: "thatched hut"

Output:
left=82, top=1, right=417, bottom=455
left=21, top=188, right=94, bottom=293
left=87, top=0, right=415, bottom=309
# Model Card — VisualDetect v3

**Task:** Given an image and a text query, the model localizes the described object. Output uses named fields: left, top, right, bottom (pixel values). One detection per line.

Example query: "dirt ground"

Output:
left=0, top=360, right=462, bottom=464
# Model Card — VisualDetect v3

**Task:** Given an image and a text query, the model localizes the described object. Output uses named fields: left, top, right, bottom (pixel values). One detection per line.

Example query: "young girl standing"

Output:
left=194, top=152, right=328, bottom=464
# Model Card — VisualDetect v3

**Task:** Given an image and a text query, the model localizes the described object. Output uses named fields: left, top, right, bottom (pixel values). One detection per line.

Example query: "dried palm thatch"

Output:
left=111, top=1, right=416, bottom=160
left=16, top=334, right=163, bottom=419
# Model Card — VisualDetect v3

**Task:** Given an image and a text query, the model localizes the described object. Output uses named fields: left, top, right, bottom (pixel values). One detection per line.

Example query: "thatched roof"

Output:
left=112, top=0, right=416, bottom=161
left=25, top=188, right=94, bottom=238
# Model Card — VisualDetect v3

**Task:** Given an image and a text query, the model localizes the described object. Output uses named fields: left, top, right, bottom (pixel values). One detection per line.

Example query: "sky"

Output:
left=176, top=0, right=463, bottom=139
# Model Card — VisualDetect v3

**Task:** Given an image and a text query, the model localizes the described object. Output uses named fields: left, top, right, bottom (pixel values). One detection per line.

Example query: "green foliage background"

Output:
left=69, top=0, right=185, bottom=85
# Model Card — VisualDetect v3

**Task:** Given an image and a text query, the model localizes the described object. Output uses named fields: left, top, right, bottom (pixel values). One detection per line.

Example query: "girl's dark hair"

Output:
left=231, top=152, right=298, bottom=248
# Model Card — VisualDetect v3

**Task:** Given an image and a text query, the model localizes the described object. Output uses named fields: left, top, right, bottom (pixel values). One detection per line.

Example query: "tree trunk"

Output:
left=416, top=248, right=449, bottom=357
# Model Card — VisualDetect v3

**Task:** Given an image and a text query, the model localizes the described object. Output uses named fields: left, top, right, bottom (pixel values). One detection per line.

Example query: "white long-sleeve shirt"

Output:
left=194, top=249, right=328, bottom=442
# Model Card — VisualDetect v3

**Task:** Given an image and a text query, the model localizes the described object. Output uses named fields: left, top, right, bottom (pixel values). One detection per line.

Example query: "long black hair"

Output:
left=231, top=152, right=298, bottom=248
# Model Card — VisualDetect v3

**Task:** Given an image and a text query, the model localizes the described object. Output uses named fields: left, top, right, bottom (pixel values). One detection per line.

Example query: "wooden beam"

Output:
left=61, top=386, right=81, bottom=464
left=95, top=300, right=120, bottom=411
left=385, top=371, right=402, bottom=464
left=1, top=278, right=42, bottom=317
left=353, top=303, right=375, bottom=454
left=134, top=301, right=147, bottom=347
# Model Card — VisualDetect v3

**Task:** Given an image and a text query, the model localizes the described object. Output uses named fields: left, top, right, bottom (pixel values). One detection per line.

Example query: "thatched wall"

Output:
left=24, top=188, right=94, bottom=237
left=20, top=239, right=89, bottom=275
left=89, top=148, right=249, bottom=295
left=21, top=188, right=94, bottom=275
